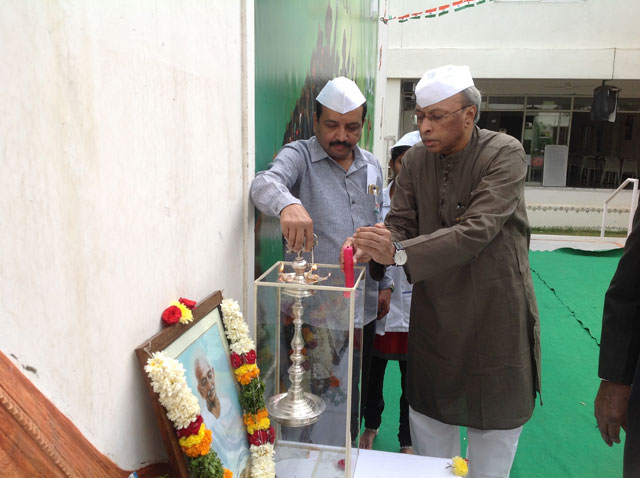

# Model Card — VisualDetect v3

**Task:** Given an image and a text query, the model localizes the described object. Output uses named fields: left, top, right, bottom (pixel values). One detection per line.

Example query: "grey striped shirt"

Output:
left=251, top=136, right=390, bottom=325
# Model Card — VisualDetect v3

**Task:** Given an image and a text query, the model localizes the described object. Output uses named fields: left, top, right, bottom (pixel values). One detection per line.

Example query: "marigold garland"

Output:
left=150, top=296, right=275, bottom=478
left=145, top=351, right=231, bottom=476
left=221, top=298, right=276, bottom=478
left=183, top=428, right=213, bottom=458
left=179, top=423, right=207, bottom=448
left=146, top=296, right=233, bottom=478
left=243, top=408, right=271, bottom=435
left=235, top=363, right=260, bottom=385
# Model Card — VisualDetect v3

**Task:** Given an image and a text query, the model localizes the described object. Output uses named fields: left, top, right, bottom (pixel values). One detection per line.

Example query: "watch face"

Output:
left=394, top=249, right=408, bottom=265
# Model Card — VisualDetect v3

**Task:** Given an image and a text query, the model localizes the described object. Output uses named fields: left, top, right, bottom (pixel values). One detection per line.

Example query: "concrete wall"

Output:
left=0, top=0, right=254, bottom=470
left=386, top=0, right=640, bottom=80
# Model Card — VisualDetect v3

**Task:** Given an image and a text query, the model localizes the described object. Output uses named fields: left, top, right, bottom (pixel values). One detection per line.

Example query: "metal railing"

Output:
left=600, top=178, right=639, bottom=237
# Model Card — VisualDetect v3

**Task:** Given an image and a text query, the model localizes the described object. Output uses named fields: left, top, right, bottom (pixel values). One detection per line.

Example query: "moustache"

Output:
left=329, top=140, right=352, bottom=148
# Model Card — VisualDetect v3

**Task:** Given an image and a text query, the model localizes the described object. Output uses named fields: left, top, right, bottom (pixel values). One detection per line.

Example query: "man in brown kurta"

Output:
left=351, top=65, right=541, bottom=477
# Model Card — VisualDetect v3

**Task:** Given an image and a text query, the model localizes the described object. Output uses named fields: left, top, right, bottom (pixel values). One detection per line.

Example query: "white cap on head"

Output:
left=316, top=77, right=366, bottom=114
left=391, top=131, right=421, bottom=151
left=415, top=65, right=475, bottom=108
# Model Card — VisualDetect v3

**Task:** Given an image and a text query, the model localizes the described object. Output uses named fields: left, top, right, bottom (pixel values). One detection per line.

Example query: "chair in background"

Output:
left=567, top=154, right=583, bottom=186
left=621, top=158, right=638, bottom=181
left=600, top=156, right=621, bottom=187
left=579, top=155, right=603, bottom=187
left=529, top=155, right=544, bottom=183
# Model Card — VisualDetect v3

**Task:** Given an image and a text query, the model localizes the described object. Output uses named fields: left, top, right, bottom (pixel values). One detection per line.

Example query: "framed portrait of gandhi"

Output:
left=135, top=291, right=251, bottom=478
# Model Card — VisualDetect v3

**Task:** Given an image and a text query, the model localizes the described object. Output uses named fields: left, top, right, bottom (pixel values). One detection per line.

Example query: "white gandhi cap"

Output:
left=415, top=65, right=475, bottom=108
left=391, top=131, right=421, bottom=151
left=316, top=77, right=366, bottom=114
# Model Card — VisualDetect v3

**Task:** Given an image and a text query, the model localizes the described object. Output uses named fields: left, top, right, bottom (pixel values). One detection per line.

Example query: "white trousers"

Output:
left=409, top=406, right=523, bottom=478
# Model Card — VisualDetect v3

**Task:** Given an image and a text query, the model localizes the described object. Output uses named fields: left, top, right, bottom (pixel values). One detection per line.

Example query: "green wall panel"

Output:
left=254, top=0, right=379, bottom=274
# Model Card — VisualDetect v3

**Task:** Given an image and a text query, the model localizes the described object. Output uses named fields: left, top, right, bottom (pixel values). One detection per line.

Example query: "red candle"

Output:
left=343, top=245, right=354, bottom=297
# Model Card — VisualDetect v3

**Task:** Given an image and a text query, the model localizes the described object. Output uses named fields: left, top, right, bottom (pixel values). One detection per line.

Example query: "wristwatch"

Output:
left=393, top=242, right=407, bottom=266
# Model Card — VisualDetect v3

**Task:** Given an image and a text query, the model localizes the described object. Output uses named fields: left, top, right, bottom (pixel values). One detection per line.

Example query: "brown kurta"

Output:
left=386, top=126, right=541, bottom=430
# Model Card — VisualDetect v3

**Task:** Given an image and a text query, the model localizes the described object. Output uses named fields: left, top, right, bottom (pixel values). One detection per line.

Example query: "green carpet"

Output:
left=368, top=248, right=626, bottom=477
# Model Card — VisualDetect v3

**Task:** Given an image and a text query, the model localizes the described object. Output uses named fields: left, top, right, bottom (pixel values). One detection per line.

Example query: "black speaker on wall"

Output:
left=591, top=82, right=621, bottom=122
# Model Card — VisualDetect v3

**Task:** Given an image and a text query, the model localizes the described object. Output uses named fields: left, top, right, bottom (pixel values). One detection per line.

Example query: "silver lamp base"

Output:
left=267, top=391, right=326, bottom=427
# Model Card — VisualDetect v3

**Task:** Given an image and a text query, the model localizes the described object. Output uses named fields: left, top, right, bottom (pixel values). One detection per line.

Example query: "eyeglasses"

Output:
left=414, top=104, right=473, bottom=124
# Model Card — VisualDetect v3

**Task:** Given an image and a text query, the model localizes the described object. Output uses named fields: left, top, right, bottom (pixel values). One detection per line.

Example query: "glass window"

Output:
left=573, top=97, right=592, bottom=111
left=477, top=111, right=524, bottom=141
left=402, top=80, right=417, bottom=110
left=617, top=98, right=640, bottom=112
left=526, top=96, right=572, bottom=111
left=487, top=96, right=525, bottom=111
left=522, top=112, right=570, bottom=155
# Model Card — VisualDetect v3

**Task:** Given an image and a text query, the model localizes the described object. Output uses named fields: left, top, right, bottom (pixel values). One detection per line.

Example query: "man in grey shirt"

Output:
left=250, top=77, right=391, bottom=443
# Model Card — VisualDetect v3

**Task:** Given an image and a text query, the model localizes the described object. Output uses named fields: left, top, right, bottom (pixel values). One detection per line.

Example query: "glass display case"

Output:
left=254, top=259, right=366, bottom=478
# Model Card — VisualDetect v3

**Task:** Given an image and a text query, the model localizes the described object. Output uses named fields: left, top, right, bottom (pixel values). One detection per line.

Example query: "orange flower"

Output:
left=182, top=428, right=212, bottom=457
left=223, top=469, right=233, bottom=478
left=244, top=408, right=271, bottom=434
left=234, top=364, right=260, bottom=385
left=239, top=367, right=260, bottom=385
left=244, top=412, right=255, bottom=427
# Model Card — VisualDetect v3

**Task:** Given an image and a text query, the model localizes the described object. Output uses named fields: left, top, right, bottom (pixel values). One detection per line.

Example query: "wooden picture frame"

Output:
left=135, top=291, right=251, bottom=478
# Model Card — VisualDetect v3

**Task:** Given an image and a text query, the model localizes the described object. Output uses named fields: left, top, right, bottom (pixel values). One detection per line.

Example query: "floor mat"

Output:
left=529, top=248, right=623, bottom=344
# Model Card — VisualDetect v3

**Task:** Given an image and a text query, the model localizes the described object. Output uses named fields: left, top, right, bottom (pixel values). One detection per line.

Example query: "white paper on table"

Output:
left=354, top=449, right=453, bottom=478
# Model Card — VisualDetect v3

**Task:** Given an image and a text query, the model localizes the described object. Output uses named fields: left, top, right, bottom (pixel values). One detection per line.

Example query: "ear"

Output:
left=468, top=105, right=477, bottom=120
left=464, top=106, right=476, bottom=126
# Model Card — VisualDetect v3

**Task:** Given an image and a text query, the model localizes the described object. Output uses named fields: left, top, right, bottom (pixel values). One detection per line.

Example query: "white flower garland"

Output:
left=145, top=352, right=200, bottom=429
left=221, top=298, right=276, bottom=478
left=249, top=443, right=276, bottom=478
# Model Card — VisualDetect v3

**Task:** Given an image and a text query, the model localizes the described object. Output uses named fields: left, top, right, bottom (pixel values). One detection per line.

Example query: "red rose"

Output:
left=162, top=305, right=182, bottom=325
left=176, top=415, right=203, bottom=438
left=244, top=350, right=257, bottom=365
left=249, top=430, right=269, bottom=446
left=179, top=297, right=197, bottom=310
left=230, top=352, right=243, bottom=369
left=248, top=426, right=275, bottom=446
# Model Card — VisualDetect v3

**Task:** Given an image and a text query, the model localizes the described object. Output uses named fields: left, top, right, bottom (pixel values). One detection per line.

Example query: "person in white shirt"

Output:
left=359, top=131, right=421, bottom=453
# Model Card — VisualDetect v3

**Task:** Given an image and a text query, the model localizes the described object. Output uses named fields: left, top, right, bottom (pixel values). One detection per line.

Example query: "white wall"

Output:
left=386, top=0, right=640, bottom=80
left=0, top=0, right=253, bottom=470
left=372, top=0, right=390, bottom=176
left=525, top=186, right=638, bottom=230
left=374, top=1, right=409, bottom=180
